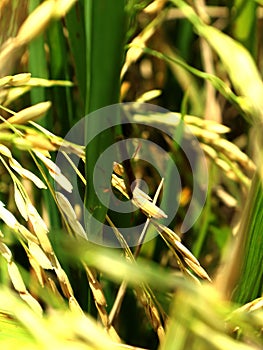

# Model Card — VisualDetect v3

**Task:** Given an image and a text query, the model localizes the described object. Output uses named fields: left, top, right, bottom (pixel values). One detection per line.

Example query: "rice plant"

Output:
left=0, top=1, right=262, bottom=349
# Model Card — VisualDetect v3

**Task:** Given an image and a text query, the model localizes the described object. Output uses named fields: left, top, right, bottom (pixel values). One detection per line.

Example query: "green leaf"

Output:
left=84, top=0, right=127, bottom=240
left=231, top=174, right=263, bottom=304
left=232, top=0, right=258, bottom=57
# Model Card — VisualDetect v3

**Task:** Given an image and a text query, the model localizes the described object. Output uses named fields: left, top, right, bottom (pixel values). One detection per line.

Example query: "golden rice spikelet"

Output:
left=137, top=90, right=162, bottom=103
left=0, top=86, right=31, bottom=107
left=184, top=257, right=211, bottom=281
left=0, top=201, right=18, bottom=229
left=27, top=203, right=48, bottom=234
left=201, top=121, right=230, bottom=134
left=69, top=296, right=84, bottom=316
left=111, top=171, right=167, bottom=218
left=0, top=241, right=42, bottom=314
left=106, top=326, right=122, bottom=343
left=0, top=242, right=12, bottom=263
left=89, top=280, right=107, bottom=307
left=111, top=174, right=129, bottom=199
left=7, top=101, right=51, bottom=124
left=0, top=76, right=12, bottom=87
left=188, top=124, right=220, bottom=141
left=151, top=220, right=211, bottom=281
left=52, top=0, right=77, bottom=18
left=28, top=254, right=45, bottom=287
left=56, top=192, right=77, bottom=221
left=23, top=77, right=73, bottom=87
left=8, top=261, right=27, bottom=293
left=235, top=297, right=263, bottom=313
left=95, top=302, right=109, bottom=328
left=113, top=162, right=124, bottom=176
left=19, top=291, right=43, bottom=316
left=151, top=220, right=181, bottom=242
left=14, top=184, right=28, bottom=221
left=201, top=143, right=218, bottom=159
left=27, top=203, right=53, bottom=255
left=132, top=186, right=167, bottom=219
left=34, top=150, right=73, bottom=192
left=173, top=240, right=200, bottom=266
left=17, top=1, right=55, bottom=43
left=17, top=0, right=76, bottom=44
left=9, top=73, right=31, bottom=86
left=25, top=133, right=57, bottom=151
left=212, top=138, right=256, bottom=173
left=56, top=192, right=86, bottom=238
left=148, top=303, right=163, bottom=332
left=17, top=224, right=39, bottom=244
left=28, top=242, right=53, bottom=270
left=54, top=265, right=74, bottom=299
left=184, top=115, right=230, bottom=134
left=86, top=268, right=107, bottom=307
left=214, top=158, right=238, bottom=181
left=175, top=243, right=211, bottom=281
left=9, top=158, right=47, bottom=189
left=0, top=144, right=12, bottom=158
